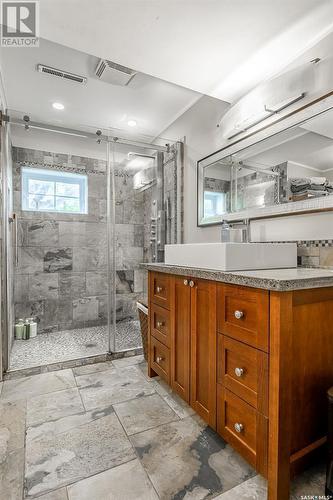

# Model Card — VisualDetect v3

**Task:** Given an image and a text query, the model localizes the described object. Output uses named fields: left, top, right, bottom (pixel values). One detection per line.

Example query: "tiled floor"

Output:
left=0, top=355, right=326, bottom=499
left=10, top=320, right=142, bottom=370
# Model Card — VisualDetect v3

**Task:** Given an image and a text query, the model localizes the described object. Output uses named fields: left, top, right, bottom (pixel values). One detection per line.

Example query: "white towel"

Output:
left=309, top=177, right=326, bottom=185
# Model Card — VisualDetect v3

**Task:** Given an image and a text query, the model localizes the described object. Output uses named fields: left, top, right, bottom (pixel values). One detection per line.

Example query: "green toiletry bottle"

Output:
left=23, top=318, right=30, bottom=340
left=14, top=319, right=25, bottom=340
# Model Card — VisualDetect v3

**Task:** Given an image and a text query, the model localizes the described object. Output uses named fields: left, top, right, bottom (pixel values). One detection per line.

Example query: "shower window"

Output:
left=203, top=190, right=226, bottom=219
left=21, top=167, right=88, bottom=213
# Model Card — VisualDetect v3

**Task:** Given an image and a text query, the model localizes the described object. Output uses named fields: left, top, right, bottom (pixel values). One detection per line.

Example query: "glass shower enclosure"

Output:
left=2, top=117, right=181, bottom=372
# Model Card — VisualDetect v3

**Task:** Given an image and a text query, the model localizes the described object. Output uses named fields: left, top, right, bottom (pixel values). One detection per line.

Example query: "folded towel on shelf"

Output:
left=309, top=176, right=326, bottom=186
left=290, top=176, right=329, bottom=195
left=326, top=181, right=333, bottom=192
left=291, top=189, right=328, bottom=201
left=307, top=189, right=328, bottom=196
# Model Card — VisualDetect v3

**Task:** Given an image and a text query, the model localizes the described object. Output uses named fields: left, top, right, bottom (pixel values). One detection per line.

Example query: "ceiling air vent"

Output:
left=36, top=64, right=87, bottom=84
left=95, top=59, right=136, bottom=86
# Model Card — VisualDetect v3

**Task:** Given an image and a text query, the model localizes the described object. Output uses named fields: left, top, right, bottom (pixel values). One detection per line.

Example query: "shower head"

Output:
left=127, top=152, right=155, bottom=160
left=126, top=151, right=156, bottom=171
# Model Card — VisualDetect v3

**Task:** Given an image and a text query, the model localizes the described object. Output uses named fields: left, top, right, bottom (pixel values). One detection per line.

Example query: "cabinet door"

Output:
left=171, top=276, right=191, bottom=402
left=190, top=279, right=217, bottom=428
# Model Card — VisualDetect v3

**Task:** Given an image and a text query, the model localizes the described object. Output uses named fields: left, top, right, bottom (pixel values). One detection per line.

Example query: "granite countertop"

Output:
left=141, top=263, right=333, bottom=291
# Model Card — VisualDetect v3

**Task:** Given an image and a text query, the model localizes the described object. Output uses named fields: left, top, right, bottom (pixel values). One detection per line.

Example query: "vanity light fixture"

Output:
left=234, top=110, right=272, bottom=133
left=227, top=110, right=271, bottom=140
left=52, top=102, right=65, bottom=110
left=226, top=92, right=306, bottom=140
left=127, top=119, right=137, bottom=127
left=264, top=92, right=305, bottom=114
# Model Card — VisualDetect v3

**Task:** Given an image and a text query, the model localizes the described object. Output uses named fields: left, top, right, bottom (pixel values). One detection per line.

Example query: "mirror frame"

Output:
left=197, top=91, right=333, bottom=226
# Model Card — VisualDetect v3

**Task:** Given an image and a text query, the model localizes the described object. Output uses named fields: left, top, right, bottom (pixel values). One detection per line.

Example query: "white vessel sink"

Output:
left=165, top=242, right=297, bottom=271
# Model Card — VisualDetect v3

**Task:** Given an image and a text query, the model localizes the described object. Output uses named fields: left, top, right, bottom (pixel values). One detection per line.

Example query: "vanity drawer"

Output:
left=217, top=284, right=269, bottom=352
left=150, top=272, right=171, bottom=310
left=150, top=336, right=170, bottom=383
left=217, top=386, right=268, bottom=475
left=150, top=303, right=170, bottom=347
left=218, top=335, right=268, bottom=415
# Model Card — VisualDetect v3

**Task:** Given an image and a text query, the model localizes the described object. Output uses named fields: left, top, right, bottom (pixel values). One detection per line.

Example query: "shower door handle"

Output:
left=157, top=210, right=165, bottom=250
left=12, top=213, right=18, bottom=267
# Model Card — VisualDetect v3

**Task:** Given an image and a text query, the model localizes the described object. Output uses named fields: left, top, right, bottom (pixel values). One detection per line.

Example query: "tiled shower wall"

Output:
left=12, top=147, right=147, bottom=334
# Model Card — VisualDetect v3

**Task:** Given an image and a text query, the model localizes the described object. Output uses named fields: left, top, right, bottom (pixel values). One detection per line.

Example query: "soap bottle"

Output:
left=14, top=319, right=25, bottom=340
left=221, top=220, right=230, bottom=242
left=28, top=317, right=37, bottom=338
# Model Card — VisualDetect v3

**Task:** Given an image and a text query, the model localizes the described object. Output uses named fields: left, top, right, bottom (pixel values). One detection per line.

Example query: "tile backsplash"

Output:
left=291, top=240, right=333, bottom=268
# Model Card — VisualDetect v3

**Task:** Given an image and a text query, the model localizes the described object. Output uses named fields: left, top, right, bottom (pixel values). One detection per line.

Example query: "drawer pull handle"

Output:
left=234, top=423, right=244, bottom=433
left=156, top=286, right=163, bottom=293
left=156, top=356, right=164, bottom=363
left=234, top=367, right=244, bottom=377
left=234, top=310, right=244, bottom=320
left=157, top=321, right=164, bottom=328
left=189, top=280, right=195, bottom=288
left=184, top=279, right=189, bottom=286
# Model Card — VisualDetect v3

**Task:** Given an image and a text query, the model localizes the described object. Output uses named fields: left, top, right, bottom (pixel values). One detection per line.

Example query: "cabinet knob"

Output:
left=234, top=423, right=244, bottom=433
left=156, top=356, right=164, bottom=363
left=156, top=286, right=163, bottom=293
left=184, top=279, right=189, bottom=286
left=157, top=321, right=164, bottom=328
left=234, top=367, right=244, bottom=378
left=189, top=280, right=195, bottom=288
left=234, top=310, right=244, bottom=320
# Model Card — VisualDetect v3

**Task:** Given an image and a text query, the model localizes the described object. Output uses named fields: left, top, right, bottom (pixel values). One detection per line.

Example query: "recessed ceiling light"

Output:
left=127, top=119, right=137, bottom=127
left=52, top=102, right=64, bottom=110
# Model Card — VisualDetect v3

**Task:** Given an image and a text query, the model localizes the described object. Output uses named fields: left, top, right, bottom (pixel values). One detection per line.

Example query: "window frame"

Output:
left=21, top=167, right=88, bottom=214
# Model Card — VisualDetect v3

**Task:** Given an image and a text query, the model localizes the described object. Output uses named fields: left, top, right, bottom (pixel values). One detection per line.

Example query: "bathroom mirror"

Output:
left=198, top=96, right=333, bottom=225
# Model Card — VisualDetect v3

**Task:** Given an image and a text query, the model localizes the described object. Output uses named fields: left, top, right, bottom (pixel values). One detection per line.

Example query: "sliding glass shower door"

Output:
left=107, top=140, right=152, bottom=352
left=9, top=123, right=110, bottom=370
left=108, top=138, right=182, bottom=352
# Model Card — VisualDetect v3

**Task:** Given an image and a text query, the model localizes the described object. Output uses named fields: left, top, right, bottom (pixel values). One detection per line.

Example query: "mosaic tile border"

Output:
left=274, top=239, right=333, bottom=247
left=16, top=160, right=133, bottom=178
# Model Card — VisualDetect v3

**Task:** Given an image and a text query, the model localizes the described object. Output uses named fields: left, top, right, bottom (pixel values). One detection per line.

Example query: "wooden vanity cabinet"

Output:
left=148, top=272, right=216, bottom=427
left=170, top=276, right=191, bottom=403
left=148, top=270, right=333, bottom=500
left=217, top=284, right=269, bottom=476
left=189, top=278, right=216, bottom=427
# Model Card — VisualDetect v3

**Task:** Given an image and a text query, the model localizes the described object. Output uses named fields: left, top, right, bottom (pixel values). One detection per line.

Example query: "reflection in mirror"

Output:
left=231, top=161, right=280, bottom=212
left=202, top=159, right=231, bottom=223
left=198, top=105, right=333, bottom=225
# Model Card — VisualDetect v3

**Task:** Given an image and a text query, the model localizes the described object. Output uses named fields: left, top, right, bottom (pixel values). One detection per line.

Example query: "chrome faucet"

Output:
left=221, top=218, right=251, bottom=243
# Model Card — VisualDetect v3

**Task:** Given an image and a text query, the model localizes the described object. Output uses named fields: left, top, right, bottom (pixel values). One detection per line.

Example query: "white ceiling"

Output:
left=39, top=0, right=333, bottom=103
left=1, top=38, right=202, bottom=138
left=3, top=1, right=333, bottom=146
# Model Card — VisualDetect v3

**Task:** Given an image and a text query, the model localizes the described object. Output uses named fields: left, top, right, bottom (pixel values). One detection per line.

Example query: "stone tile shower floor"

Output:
left=0, top=356, right=326, bottom=500
left=10, top=321, right=142, bottom=370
